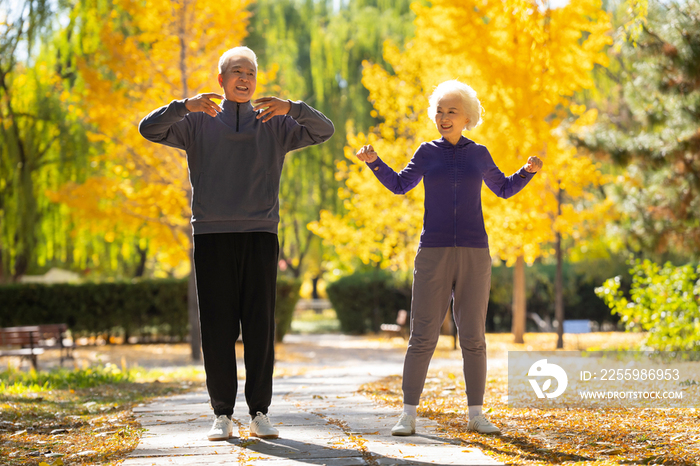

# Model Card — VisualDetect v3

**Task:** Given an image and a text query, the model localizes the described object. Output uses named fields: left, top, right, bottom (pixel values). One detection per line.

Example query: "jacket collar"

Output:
left=222, top=99, right=255, bottom=115
left=437, top=136, right=473, bottom=148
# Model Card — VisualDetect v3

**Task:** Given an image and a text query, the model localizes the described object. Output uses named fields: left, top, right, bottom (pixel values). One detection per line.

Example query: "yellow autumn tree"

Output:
left=310, top=0, right=613, bottom=342
left=50, top=0, right=257, bottom=358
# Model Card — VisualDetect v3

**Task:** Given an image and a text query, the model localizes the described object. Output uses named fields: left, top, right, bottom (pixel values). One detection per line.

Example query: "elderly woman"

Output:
left=356, top=80, right=543, bottom=435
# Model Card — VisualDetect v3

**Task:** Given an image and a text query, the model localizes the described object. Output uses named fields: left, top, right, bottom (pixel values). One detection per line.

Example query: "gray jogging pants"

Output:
left=402, top=246, right=492, bottom=407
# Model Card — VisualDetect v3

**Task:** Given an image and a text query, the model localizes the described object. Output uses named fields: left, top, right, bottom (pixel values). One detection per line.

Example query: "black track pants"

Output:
left=193, top=232, right=278, bottom=417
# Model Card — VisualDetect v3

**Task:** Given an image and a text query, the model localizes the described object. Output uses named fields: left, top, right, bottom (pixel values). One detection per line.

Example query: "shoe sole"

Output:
left=207, top=433, right=233, bottom=441
left=391, top=430, right=415, bottom=436
left=468, top=428, right=501, bottom=435
left=250, top=432, right=279, bottom=439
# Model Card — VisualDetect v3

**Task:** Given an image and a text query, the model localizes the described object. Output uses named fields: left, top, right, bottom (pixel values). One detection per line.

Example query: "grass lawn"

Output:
left=0, top=364, right=201, bottom=466
left=360, top=332, right=700, bottom=465
left=290, top=308, right=340, bottom=334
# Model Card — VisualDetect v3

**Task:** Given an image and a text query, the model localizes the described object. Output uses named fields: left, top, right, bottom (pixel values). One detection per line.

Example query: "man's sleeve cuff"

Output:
left=288, top=101, right=303, bottom=119
left=174, top=99, right=190, bottom=117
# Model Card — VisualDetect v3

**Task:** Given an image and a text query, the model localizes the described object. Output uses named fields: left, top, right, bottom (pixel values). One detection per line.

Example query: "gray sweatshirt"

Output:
left=139, top=99, right=334, bottom=235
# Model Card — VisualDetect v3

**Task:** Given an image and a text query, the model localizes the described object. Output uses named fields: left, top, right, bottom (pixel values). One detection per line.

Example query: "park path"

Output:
left=121, top=334, right=503, bottom=466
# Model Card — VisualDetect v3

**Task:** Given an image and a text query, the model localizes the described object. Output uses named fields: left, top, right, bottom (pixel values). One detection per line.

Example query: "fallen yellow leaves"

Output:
left=360, top=366, right=700, bottom=465
left=0, top=381, right=186, bottom=465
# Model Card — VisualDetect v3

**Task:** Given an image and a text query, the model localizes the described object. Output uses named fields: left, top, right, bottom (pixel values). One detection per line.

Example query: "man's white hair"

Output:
left=218, top=46, right=258, bottom=74
left=428, top=80, right=483, bottom=131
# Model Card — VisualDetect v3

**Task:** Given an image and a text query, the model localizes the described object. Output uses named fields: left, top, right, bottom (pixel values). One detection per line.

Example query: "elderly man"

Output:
left=139, top=46, right=334, bottom=441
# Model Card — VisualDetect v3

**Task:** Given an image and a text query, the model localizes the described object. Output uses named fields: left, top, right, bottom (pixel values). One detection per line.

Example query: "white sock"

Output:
left=468, top=405, right=482, bottom=420
left=403, top=404, right=417, bottom=417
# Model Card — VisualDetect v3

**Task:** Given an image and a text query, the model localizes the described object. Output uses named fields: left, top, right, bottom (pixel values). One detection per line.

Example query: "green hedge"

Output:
left=327, top=258, right=623, bottom=335
left=326, top=270, right=411, bottom=334
left=0, top=278, right=302, bottom=342
left=0, top=279, right=189, bottom=341
left=274, top=277, right=302, bottom=342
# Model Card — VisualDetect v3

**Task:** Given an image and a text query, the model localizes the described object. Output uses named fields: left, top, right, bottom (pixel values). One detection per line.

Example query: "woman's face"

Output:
left=434, top=94, right=470, bottom=144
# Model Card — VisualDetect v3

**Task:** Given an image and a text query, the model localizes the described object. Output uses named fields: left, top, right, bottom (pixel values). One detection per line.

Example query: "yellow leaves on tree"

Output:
left=52, top=0, right=254, bottom=273
left=311, top=0, right=614, bottom=272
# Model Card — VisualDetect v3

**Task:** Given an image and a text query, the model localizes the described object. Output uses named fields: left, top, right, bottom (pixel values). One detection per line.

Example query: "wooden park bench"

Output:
left=295, top=298, right=332, bottom=313
left=381, top=309, right=408, bottom=339
left=562, top=319, right=593, bottom=350
left=0, top=324, right=73, bottom=370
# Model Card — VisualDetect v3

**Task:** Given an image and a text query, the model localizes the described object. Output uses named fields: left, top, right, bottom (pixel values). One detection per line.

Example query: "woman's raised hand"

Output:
left=356, top=144, right=378, bottom=163
left=525, top=156, right=543, bottom=173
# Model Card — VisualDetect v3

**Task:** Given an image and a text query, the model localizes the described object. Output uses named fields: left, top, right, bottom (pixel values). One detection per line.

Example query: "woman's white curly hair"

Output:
left=428, top=80, right=483, bottom=131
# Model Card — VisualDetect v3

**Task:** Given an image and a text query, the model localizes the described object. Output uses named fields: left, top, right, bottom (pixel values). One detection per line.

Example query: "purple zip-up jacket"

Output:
left=366, top=136, right=536, bottom=248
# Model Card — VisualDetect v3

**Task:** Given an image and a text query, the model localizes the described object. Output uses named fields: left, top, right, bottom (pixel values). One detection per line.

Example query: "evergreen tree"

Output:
left=575, top=0, right=700, bottom=259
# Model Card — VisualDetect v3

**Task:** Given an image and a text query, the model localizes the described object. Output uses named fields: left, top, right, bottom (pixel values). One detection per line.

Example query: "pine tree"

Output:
left=575, top=0, right=700, bottom=259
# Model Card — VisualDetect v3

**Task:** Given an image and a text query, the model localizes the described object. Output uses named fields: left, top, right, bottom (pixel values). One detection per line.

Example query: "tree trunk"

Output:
left=177, top=0, right=200, bottom=360
left=441, top=298, right=457, bottom=350
left=555, top=186, right=564, bottom=349
left=312, top=275, right=320, bottom=299
left=188, top=244, right=201, bottom=361
left=15, top=154, right=38, bottom=279
left=555, top=231, right=564, bottom=349
left=512, top=255, right=526, bottom=344
left=134, top=243, right=148, bottom=278
left=441, top=301, right=454, bottom=335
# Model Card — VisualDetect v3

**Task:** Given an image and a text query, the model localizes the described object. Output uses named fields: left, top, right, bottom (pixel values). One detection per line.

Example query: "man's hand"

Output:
left=356, top=145, right=378, bottom=163
left=185, top=93, right=224, bottom=117
left=525, top=156, right=543, bottom=173
left=253, top=97, right=292, bottom=123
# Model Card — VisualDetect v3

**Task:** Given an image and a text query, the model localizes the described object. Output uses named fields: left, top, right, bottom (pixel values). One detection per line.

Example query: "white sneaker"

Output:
left=467, top=414, right=501, bottom=434
left=250, top=411, right=279, bottom=439
left=391, top=413, right=416, bottom=436
left=207, top=415, right=233, bottom=441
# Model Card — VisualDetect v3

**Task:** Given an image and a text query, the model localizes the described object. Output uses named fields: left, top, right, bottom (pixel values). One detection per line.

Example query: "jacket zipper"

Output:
left=236, top=102, right=240, bottom=132
left=453, top=146, right=457, bottom=247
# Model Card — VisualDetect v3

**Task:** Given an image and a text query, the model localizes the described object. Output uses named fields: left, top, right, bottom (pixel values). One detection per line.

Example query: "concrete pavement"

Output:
left=122, top=335, right=503, bottom=466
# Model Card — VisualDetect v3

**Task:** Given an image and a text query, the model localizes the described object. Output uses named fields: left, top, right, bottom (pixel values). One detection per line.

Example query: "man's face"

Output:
left=218, top=56, right=257, bottom=103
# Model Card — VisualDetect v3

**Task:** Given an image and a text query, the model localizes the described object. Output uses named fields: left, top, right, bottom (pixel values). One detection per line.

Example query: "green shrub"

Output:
left=596, top=259, right=700, bottom=351
left=275, top=276, right=301, bottom=342
left=326, top=270, right=410, bottom=334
